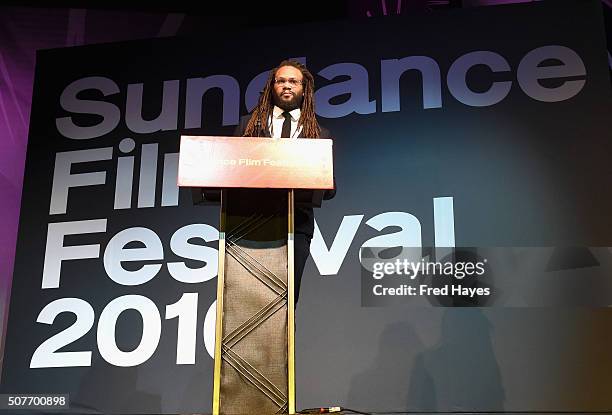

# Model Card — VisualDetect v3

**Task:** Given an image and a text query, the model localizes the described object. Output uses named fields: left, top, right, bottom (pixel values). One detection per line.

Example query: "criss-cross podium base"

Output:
left=213, top=189, right=295, bottom=415
left=177, top=135, right=333, bottom=415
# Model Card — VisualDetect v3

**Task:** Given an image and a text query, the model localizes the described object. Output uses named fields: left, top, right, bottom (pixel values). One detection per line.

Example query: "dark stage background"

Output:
left=1, top=1, right=612, bottom=413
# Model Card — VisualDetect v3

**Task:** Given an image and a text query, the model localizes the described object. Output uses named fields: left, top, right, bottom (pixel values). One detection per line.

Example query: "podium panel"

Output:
left=178, top=135, right=331, bottom=414
left=214, top=189, right=294, bottom=414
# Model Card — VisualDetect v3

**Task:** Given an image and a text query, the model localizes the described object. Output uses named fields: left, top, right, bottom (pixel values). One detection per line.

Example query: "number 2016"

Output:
left=30, top=293, right=200, bottom=368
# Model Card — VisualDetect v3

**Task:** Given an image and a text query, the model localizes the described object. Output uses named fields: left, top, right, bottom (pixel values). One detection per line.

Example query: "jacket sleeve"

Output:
left=323, top=177, right=337, bottom=200
left=319, top=126, right=336, bottom=200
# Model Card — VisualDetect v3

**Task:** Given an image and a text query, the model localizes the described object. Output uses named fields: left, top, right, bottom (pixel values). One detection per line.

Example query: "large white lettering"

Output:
left=55, top=45, right=587, bottom=139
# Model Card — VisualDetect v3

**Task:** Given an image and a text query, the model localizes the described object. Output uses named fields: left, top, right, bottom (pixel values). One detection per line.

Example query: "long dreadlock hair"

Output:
left=243, top=59, right=321, bottom=138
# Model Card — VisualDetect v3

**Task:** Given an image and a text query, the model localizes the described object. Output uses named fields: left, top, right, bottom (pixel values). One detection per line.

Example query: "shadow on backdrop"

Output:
left=408, top=308, right=504, bottom=411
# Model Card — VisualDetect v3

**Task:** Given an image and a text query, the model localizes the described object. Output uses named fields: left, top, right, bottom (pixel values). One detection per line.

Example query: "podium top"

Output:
left=177, top=135, right=334, bottom=190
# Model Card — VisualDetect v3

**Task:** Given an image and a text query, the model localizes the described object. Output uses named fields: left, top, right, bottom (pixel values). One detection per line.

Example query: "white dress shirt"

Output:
left=269, top=105, right=302, bottom=139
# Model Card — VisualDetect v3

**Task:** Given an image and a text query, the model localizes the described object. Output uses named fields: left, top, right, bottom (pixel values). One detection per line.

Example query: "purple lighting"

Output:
left=0, top=5, right=188, bottom=374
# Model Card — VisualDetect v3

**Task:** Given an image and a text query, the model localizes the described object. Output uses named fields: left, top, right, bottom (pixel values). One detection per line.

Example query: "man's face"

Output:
left=272, top=65, right=304, bottom=111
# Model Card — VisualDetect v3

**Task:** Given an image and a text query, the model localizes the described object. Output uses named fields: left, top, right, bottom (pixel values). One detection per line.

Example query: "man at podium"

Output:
left=234, top=59, right=336, bottom=304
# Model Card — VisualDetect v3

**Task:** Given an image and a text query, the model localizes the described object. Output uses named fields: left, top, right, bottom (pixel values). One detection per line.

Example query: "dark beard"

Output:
left=273, top=92, right=303, bottom=111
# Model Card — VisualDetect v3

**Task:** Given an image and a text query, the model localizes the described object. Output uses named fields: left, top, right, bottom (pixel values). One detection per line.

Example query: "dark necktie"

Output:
left=281, top=111, right=292, bottom=138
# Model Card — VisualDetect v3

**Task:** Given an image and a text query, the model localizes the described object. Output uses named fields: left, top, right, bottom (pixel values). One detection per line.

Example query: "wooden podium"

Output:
left=177, top=136, right=334, bottom=415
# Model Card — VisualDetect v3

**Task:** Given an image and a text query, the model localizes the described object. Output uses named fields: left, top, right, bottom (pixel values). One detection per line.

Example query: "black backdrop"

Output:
left=3, top=1, right=612, bottom=413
